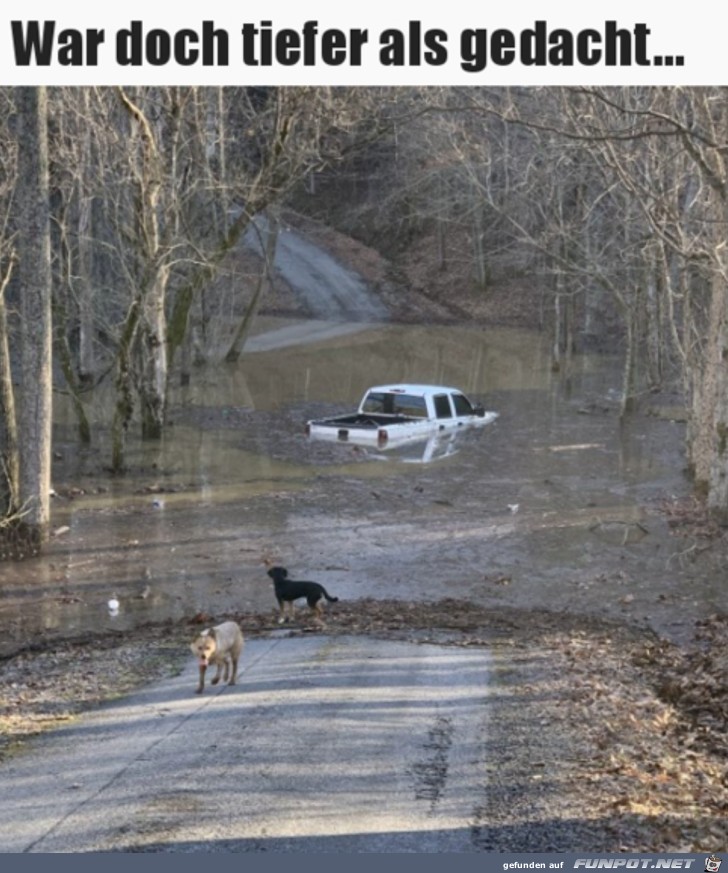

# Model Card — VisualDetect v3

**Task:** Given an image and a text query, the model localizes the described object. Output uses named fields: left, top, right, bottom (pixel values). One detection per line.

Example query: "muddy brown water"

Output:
left=0, top=319, right=719, bottom=657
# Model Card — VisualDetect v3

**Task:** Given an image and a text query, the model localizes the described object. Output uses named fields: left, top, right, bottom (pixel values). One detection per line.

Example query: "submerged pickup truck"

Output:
left=305, top=383, right=498, bottom=449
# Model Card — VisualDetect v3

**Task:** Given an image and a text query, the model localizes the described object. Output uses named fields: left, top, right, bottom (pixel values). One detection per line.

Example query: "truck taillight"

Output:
left=378, top=429, right=388, bottom=447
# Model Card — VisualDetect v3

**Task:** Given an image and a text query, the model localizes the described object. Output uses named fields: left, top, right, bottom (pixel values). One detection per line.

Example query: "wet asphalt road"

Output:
left=0, top=635, right=490, bottom=853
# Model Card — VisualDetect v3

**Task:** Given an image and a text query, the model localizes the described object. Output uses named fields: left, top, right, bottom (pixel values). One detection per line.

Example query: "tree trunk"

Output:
left=118, top=88, right=170, bottom=444
left=166, top=205, right=260, bottom=375
left=111, top=298, right=141, bottom=473
left=53, top=301, right=92, bottom=445
left=552, top=293, right=562, bottom=372
left=620, top=312, right=639, bottom=418
left=689, top=270, right=725, bottom=496
left=225, top=213, right=279, bottom=363
left=139, top=265, right=170, bottom=439
left=76, top=193, right=96, bottom=383
left=704, top=265, right=728, bottom=516
left=644, top=267, right=663, bottom=389
left=471, top=206, right=487, bottom=290
left=15, top=86, right=53, bottom=543
left=0, top=257, right=20, bottom=516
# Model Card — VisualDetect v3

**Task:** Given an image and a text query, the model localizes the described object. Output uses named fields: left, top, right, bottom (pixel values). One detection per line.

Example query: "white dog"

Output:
left=189, top=621, right=244, bottom=694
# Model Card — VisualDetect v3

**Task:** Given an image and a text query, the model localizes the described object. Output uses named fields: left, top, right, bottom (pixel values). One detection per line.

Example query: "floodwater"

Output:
left=0, top=318, right=718, bottom=656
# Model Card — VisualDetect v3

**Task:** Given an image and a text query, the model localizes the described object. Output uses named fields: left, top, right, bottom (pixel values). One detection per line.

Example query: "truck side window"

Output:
left=394, top=395, right=427, bottom=418
left=434, top=394, right=452, bottom=419
left=452, top=393, right=474, bottom=416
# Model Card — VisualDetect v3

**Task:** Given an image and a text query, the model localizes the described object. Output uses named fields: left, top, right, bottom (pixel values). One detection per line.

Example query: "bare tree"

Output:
left=14, top=86, right=53, bottom=543
left=224, top=209, right=280, bottom=363
left=0, top=251, right=19, bottom=518
left=0, top=90, right=19, bottom=526
left=550, top=88, right=728, bottom=512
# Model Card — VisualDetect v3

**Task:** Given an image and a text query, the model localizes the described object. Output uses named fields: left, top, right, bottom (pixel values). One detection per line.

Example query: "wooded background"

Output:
left=2, top=86, right=728, bottom=548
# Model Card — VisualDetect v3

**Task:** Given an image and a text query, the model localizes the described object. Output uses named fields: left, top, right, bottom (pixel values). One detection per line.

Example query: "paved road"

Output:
left=0, top=636, right=491, bottom=853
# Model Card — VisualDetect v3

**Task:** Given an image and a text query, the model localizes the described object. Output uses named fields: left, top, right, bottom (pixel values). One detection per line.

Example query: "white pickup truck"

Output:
left=305, top=383, right=498, bottom=450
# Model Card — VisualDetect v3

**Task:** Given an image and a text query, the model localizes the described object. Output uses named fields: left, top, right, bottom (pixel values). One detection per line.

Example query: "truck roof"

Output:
left=366, top=384, right=466, bottom=396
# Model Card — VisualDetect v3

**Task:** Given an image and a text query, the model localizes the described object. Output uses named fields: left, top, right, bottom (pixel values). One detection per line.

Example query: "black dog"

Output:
left=266, top=566, right=339, bottom=623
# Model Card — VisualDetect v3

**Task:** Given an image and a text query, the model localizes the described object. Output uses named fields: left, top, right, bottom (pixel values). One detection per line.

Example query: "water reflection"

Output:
left=206, top=319, right=569, bottom=408
left=53, top=319, right=573, bottom=488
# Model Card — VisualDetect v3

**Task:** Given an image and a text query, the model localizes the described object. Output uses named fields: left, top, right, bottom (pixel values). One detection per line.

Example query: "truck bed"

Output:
left=309, top=413, right=414, bottom=429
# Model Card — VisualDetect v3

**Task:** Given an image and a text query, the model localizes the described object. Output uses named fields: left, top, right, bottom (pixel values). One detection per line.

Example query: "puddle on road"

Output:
left=0, top=319, right=700, bottom=655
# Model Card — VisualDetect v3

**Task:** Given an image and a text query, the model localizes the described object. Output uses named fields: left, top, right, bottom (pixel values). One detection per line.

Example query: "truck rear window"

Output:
left=362, top=392, right=428, bottom=418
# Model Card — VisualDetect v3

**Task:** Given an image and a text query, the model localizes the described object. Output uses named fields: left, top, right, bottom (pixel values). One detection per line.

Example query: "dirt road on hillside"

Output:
left=244, top=214, right=389, bottom=323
